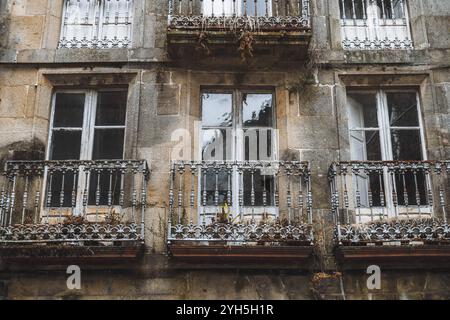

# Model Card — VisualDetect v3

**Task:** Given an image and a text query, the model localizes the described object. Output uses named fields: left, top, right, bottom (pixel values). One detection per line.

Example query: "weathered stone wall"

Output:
left=2, top=264, right=450, bottom=300
left=0, top=0, right=449, bottom=299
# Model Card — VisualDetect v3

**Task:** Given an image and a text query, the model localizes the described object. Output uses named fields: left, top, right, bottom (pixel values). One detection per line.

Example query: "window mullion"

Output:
left=234, top=90, right=242, bottom=162
left=75, top=90, right=94, bottom=214
left=81, top=90, right=97, bottom=161
left=233, top=90, right=242, bottom=219
left=378, top=89, right=396, bottom=216
left=378, top=90, right=392, bottom=161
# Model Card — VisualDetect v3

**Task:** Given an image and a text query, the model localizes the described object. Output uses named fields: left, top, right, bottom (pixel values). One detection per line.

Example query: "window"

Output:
left=59, top=0, right=133, bottom=48
left=340, top=0, right=412, bottom=50
left=201, top=90, right=277, bottom=219
left=347, top=90, right=427, bottom=216
left=202, top=0, right=272, bottom=17
left=47, top=89, right=127, bottom=208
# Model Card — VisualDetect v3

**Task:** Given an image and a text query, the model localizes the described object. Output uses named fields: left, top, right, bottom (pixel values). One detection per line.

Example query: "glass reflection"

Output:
left=202, top=129, right=230, bottom=161
left=243, top=93, right=273, bottom=127
left=202, top=93, right=233, bottom=127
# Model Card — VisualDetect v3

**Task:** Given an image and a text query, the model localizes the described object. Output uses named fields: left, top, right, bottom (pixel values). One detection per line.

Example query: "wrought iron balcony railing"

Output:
left=168, top=161, right=313, bottom=247
left=168, top=0, right=311, bottom=31
left=329, top=161, right=450, bottom=245
left=0, top=160, right=149, bottom=245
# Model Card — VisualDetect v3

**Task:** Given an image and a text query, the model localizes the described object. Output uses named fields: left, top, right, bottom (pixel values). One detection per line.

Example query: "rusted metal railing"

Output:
left=0, top=160, right=149, bottom=244
left=329, top=160, right=450, bottom=245
left=168, top=160, right=313, bottom=246
left=168, top=0, right=311, bottom=31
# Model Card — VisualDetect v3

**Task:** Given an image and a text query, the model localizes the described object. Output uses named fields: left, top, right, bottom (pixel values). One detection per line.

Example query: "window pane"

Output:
left=387, top=92, right=419, bottom=127
left=53, top=93, right=85, bottom=127
left=92, top=129, right=125, bottom=160
left=368, top=173, right=385, bottom=207
left=243, top=171, right=274, bottom=206
left=342, top=0, right=365, bottom=19
left=347, top=93, right=378, bottom=128
left=61, top=0, right=99, bottom=43
left=202, top=129, right=231, bottom=161
left=350, top=130, right=382, bottom=161
left=242, top=93, right=273, bottom=127
left=202, top=93, right=233, bottom=127
left=244, top=129, right=273, bottom=161
left=394, top=171, right=427, bottom=206
left=48, top=172, right=78, bottom=208
left=101, top=0, right=134, bottom=26
left=50, top=131, right=82, bottom=160
left=243, top=0, right=269, bottom=17
left=203, top=171, right=230, bottom=207
left=376, top=0, right=404, bottom=19
left=391, top=129, right=422, bottom=160
left=96, top=91, right=127, bottom=126
left=88, top=170, right=122, bottom=206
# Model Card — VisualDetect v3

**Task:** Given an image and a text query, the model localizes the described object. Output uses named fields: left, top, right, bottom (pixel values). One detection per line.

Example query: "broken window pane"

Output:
left=387, top=92, right=419, bottom=127
left=53, top=93, right=85, bottom=127
left=50, top=131, right=82, bottom=160
left=242, top=93, right=273, bottom=127
left=96, top=91, right=127, bottom=126
left=202, top=93, right=233, bottom=127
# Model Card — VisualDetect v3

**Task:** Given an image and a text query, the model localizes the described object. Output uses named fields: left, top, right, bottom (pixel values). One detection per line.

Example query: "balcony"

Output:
left=0, top=160, right=149, bottom=264
left=167, top=161, right=314, bottom=264
left=329, top=161, right=450, bottom=268
left=167, top=0, right=312, bottom=64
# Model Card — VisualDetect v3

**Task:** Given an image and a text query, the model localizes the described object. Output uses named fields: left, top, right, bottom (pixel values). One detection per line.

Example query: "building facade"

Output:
left=0, top=0, right=450, bottom=299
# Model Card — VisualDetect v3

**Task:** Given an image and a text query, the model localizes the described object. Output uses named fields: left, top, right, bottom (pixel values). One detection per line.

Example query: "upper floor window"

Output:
left=59, top=0, right=133, bottom=49
left=340, top=0, right=413, bottom=50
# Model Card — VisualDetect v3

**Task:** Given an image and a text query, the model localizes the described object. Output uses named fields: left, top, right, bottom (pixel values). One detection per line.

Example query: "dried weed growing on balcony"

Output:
left=237, top=30, right=255, bottom=62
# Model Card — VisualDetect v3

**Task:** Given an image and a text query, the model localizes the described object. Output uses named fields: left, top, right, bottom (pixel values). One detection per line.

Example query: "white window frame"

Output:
left=45, top=89, right=128, bottom=216
left=199, top=89, right=279, bottom=222
left=59, top=0, right=134, bottom=49
left=347, top=89, right=430, bottom=220
left=340, top=0, right=413, bottom=50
